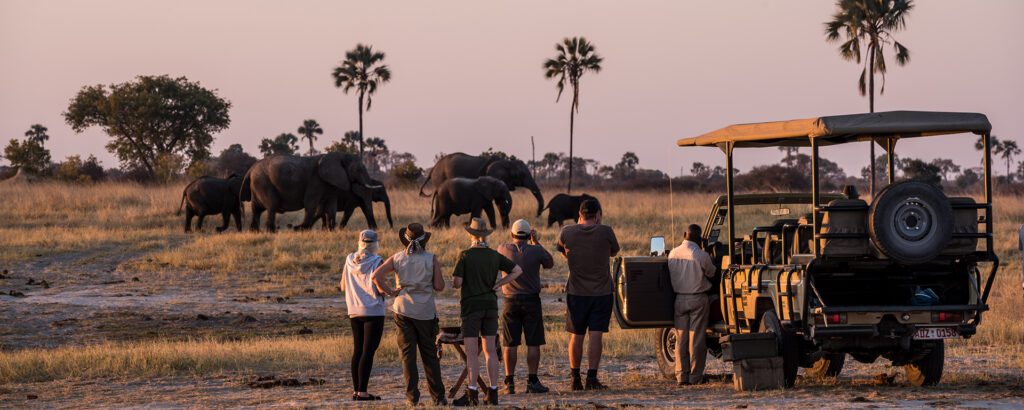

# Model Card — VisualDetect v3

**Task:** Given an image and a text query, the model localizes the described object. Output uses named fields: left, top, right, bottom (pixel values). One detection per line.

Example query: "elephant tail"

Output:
left=176, top=191, right=187, bottom=216
left=239, top=172, right=252, bottom=202
left=417, top=172, right=433, bottom=198
left=177, top=177, right=204, bottom=216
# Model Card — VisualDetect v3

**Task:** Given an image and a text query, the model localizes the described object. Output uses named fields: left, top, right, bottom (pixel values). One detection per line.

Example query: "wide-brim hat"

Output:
left=464, top=217, right=494, bottom=237
left=399, top=223, right=432, bottom=247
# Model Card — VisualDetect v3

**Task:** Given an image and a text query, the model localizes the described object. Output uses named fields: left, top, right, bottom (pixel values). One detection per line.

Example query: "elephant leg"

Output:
left=265, top=209, right=278, bottom=233
left=339, top=204, right=355, bottom=228
left=358, top=200, right=377, bottom=230
left=216, top=211, right=230, bottom=232
left=196, top=213, right=207, bottom=231
left=233, top=209, right=243, bottom=231
left=483, top=205, right=497, bottom=230
left=250, top=203, right=264, bottom=232
left=184, top=207, right=195, bottom=233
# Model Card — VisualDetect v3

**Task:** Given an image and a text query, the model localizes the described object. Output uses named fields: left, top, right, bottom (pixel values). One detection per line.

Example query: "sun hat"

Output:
left=398, top=223, right=431, bottom=247
left=511, top=219, right=531, bottom=239
left=464, top=217, right=494, bottom=237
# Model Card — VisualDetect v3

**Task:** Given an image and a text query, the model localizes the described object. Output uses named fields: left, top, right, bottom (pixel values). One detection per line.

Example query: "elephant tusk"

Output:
left=365, top=184, right=384, bottom=189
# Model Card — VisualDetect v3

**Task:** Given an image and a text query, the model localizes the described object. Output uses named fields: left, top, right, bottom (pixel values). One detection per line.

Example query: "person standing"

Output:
left=1019, top=223, right=1023, bottom=289
left=556, top=199, right=620, bottom=391
left=667, top=224, right=716, bottom=385
left=340, top=230, right=386, bottom=401
left=452, top=217, right=523, bottom=406
left=372, top=223, right=447, bottom=406
left=497, top=219, right=554, bottom=394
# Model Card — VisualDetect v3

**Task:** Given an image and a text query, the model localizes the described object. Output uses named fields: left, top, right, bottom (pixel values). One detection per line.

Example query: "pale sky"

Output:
left=1, top=0, right=1022, bottom=176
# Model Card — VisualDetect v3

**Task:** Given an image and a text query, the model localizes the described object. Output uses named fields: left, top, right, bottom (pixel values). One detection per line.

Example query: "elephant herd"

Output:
left=178, top=152, right=599, bottom=233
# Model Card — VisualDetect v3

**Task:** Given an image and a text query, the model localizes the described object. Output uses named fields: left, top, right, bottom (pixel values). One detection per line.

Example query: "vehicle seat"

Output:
left=762, top=219, right=798, bottom=264
left=943, top=197, right=979, bottom=255
left=791, top=214, right=813, bottom=256
left=819, top=199, right=870, bottom=257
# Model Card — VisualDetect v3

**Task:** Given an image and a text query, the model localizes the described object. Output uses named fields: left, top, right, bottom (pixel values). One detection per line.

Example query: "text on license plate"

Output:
left=914, top=327, right=958, bottom=340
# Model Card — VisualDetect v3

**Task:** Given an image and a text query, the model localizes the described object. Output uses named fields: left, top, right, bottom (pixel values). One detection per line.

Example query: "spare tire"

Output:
left=868, top=181, right=953, bottom=264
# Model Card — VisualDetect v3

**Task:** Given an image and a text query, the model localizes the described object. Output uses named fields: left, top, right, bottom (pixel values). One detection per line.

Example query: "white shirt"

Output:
left=667, top=240, right=716, bottom=294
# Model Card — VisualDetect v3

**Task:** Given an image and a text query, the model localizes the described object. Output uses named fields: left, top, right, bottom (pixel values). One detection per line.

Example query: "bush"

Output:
left=3, top=138, right=51, bottom=174
left=390, top=161, right=423, bottom=184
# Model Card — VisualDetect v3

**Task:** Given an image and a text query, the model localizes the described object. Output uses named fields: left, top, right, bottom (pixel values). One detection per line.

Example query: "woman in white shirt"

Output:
left=341, top=229, right=386, bottom=401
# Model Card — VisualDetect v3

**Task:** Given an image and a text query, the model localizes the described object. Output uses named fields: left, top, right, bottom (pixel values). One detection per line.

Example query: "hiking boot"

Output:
left=584, top=377, right=608, bottom=391
left=570, top=376, right=584, bottom=391
left=504, top=379, right=515, bottom=395
left=526, top=379, right=550, bottom=394
left=452, top=388, right=479, bottom=406
left=486, top=387, right=499, bottom=405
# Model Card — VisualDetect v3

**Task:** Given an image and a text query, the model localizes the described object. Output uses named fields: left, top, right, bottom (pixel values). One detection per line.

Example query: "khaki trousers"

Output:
left=395, top=314, right=445, bottom=405
left=673, top=294, right=709, bottom=384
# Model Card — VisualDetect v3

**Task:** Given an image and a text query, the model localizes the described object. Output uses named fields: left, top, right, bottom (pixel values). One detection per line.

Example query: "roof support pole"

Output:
left=811, top=138, right=821, bottom=258
left=722, top=142, right=736, bottom=265
left=982, top=133, right=994, bottom=252
left=884, top=138, right=896, bottom=185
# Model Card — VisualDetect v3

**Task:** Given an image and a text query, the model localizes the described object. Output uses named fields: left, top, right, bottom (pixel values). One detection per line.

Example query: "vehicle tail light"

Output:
left=931, top=311, right=963, bottom=323
left=815, top=312, right=847, bottom=325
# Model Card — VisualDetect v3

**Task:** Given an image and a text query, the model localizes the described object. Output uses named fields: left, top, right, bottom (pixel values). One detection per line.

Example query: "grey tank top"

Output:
left=390, top=251, right=437, bottom=320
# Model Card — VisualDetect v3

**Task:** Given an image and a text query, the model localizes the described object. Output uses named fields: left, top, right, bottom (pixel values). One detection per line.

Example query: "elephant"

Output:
left=544, top=193, right=599, bottom=227
left=318, top=178, right=394, bottom=230
left=239, top=152, right=380, bottom=232
left=419, top=152, right=544, bottom=217
left=429, top=176, right=513, bottom=229
left=178, top=174, right=245, bottom=233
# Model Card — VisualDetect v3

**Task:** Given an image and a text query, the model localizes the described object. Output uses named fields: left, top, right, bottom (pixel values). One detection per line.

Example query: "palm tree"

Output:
left=825, top=0, right=914, bottom=197
left=297, top=119, right=324, bottom=156
left=24, top=124, right=49, bottom=144
left=331, top=44, right=391, bottom=159
left=995, top=140, right=1021, bottom=181
left=543, top=37, right=603, bottom=193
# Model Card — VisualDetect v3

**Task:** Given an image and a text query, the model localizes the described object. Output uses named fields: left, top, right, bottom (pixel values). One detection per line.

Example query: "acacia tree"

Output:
left=258, top=133, right=299, bottom=157
left=825, top=0, right=913, bottom=196
left=297, top=119, right=324, bottom=156
left=544, top=36, right=603, bottom=193
left=332, top=44, right=391, bottom=159
left=63, top=75, right=231, bottom=179
left=24, top=124, right=49, bottom=144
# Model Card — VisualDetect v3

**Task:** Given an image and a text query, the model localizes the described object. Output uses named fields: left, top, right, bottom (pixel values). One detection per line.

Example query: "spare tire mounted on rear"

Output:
left=868, top=181, right=954, bottom=265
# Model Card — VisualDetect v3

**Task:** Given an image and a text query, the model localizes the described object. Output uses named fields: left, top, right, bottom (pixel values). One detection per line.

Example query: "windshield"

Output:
left=706, top=202, right=815, bottom=244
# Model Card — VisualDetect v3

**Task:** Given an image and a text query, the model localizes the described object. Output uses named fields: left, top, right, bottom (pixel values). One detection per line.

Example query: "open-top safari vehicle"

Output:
left=613, top=111, right=1000, bottom=387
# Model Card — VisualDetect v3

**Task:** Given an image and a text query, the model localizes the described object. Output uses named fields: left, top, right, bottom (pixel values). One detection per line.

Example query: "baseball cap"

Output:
left=511, top=219, right=531, bottom=239
left=359, top=229, right=378, bottom=243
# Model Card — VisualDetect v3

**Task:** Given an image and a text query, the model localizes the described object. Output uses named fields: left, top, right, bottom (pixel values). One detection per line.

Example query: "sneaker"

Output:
left=504, top=379, right=515, bottom=395
left=570, top=376, right=584, bottom=391
left=452, top=388, right=479, bottom=407
left=526, top=379, right=550, bottom=394
left=584, top=378, right=608, bottom=391
left=486, top=387, right=498, bottom=405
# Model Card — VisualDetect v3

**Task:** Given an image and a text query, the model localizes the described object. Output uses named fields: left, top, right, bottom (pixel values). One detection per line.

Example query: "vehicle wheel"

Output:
left=758, top=311, right=799, bottom=387
left=656, top=327, right=677, bottom=380
left=904, top=341, right=944, bottom=386
left=804, top=352, right=846, bottom=379
left=868, top=181, right=953, bottom=264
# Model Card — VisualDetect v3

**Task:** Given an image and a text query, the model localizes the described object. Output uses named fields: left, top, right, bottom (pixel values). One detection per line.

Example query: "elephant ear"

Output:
left=318, top=153, right=351, bottom=191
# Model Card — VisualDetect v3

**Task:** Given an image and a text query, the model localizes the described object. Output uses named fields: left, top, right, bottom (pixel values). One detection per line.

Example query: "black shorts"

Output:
left=565, top=294, right=613, bottom=335
left=500, top=295, right=546, bottom=347
left=461, top=309, right=499, bottom=338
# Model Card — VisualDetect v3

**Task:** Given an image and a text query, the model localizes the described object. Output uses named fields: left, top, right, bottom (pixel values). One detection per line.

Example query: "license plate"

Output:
left=913, top=327, right=958, bottom=340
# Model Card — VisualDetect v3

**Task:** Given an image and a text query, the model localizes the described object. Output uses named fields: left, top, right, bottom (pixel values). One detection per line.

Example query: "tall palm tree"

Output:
left=995, top=139, right=1020, bottom=181
left=332, top=44, right=391, bottom=159
left=543, top=36, right=603, bottom=193
left=297, top=119, right=324, bottom=156
left=24, top=124, right=49, bottom=144
left=825, top=0, right=913, bottom=197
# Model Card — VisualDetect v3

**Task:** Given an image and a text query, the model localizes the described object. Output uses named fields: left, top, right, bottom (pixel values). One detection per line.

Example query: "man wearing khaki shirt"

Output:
left=667, top=224, right=716, bottom=385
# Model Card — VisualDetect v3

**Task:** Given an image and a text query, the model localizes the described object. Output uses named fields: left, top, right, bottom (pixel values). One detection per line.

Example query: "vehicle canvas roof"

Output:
left=677, top=111, right=991, bottom=148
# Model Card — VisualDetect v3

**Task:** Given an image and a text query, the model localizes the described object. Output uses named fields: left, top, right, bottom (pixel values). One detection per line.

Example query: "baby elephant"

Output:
left=178, top=174, right=245, bottom=233
left=544, top=193, right=599, bottom=227
left=430, top=176, right=512, bottom=229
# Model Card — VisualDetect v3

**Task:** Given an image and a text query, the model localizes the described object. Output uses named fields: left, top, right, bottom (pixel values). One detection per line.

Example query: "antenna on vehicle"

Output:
left=669, top=171, right=675, bottom=247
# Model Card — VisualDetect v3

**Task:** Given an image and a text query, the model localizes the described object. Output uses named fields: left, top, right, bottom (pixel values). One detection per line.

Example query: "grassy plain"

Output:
left=0, top=182, right=1021, bottom=406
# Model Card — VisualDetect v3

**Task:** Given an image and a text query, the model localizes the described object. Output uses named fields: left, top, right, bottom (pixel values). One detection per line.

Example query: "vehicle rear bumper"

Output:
left=809, top=304, right=986, bottom=341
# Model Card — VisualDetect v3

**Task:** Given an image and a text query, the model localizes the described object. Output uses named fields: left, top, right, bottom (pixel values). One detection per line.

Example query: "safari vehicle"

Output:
left=614, top=111, right=1000, bottom=387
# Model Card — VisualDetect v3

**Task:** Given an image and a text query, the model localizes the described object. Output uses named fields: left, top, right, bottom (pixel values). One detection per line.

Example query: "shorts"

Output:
left=461, top=309, right=499, bottom=338
left=565, top=294, right=613, bottom=335
left=500, top=295, right=546, bottom=347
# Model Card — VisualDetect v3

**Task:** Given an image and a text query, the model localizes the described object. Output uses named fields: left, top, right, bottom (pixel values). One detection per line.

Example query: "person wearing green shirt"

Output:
left=452, top=217, right=522, bottom=406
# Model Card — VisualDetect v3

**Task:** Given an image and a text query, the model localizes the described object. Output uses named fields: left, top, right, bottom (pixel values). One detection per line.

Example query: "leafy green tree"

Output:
left=825, top=0, right=913, bottom=195
left=332, top=44, right=392, bottom=159
left=63, top=76, right=230, bottom=179
left=929, top=158, right=960, bottom=182
left=297, top=119, right=324, bottom=156
left=543, top=36, right=603, bottom=193
left=778, top=146, right=799, bottom=167
left=901, top=157, right=942, bottom=186
left=955, top=167, right=981, bottom=190
left=615, top=151, right=639, bottom=178
left=56, top=155, right=104, bottom=182
left=24, top=124, right=49, bottom=144
left=390, top=160, right=423, bottom=183
left=258, top=133, right=299, bottom=157
left=3, top=138, right=50, bottom=174
left=994, top=140, right=1020, bottom=182
left=324, top=131, right=362, bottom=155
left=213, top=144, right=257, bottom=176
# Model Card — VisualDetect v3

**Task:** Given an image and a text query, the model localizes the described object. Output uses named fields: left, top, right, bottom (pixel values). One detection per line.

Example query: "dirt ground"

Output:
left=3, top=243, right=1024, bottom=408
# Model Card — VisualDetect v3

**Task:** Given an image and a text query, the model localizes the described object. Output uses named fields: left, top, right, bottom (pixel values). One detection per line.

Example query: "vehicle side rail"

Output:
left=812, top=304, right=988, bottom=314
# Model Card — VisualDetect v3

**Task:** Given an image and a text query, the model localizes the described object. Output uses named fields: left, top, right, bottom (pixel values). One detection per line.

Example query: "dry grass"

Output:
left=0, top=182, right=1021, bottom=384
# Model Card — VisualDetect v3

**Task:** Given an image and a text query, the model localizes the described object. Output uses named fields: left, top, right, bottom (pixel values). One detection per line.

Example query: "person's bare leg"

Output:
left=504, top=346, right=517, bottom=377
left=587, top=331, right=604, bottom=371
left=526, top=346, right=541, bottom=375
left=465, top=336, right=480, bottom=390
left=569, top=333, right=585, bottom=370
left=484, top=335, right=499, bottom=388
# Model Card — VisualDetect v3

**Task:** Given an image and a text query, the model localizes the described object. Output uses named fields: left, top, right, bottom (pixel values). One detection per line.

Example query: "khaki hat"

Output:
left=511, top=219, right=531, bottom=239
left=464, top=217, right=494, bottom=237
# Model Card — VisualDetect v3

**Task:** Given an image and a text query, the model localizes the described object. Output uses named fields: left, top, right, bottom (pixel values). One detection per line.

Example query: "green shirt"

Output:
left=452, top=247, right=517, bottom=316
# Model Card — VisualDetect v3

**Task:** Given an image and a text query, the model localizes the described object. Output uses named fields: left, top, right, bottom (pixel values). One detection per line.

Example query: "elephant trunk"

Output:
left=526, top=179, right=544, bottom=217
